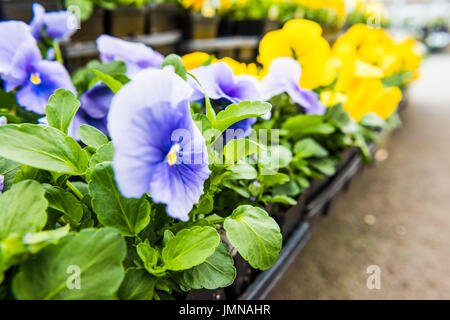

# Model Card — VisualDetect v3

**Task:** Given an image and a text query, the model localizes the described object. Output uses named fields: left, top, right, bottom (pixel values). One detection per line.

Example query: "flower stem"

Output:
left=53, top=42, right=64, bottom=64
left=66, top=180, right=84, bottom=200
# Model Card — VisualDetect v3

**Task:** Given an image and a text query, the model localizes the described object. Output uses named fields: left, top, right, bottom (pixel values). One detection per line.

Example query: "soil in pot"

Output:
left=225, top=252, right=254, bottom=299
left=184, top=14, right=220, bottom=39
left=185, top=288, right=226, bottom=300
left=106, top=6, right=146, bottom=37
left=70, top=7, right=104, bottom=43
left=1, top=0, right=60, bottom=22
left=146, top=2, right=178, bottom=34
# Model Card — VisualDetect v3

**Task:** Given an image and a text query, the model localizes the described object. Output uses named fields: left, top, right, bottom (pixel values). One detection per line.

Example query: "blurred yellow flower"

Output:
left=333, top=24, right=422, bottom=80
left=258, top=19, right=335, bottom=89
left=215, top=57, right=260, bottom=78
left=343, top=78, right=402, bottom=121
left=182, top=52, right=212, bottom=70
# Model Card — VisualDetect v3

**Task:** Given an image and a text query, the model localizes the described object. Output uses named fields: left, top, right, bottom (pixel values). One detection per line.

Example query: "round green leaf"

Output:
left=162, top=226, right=220, bottom=271
left=12, top=228, right=126, bottom=300
left=176, top=243, right=236, bottom=290
left=0, top=180, right=48, bottom=240
left=224, top=205, right=282, bottom=270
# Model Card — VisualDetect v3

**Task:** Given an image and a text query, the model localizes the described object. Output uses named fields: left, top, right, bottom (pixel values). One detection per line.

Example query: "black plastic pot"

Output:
left=271, top=192, right=307, bottom=239
left=185, top=288, right=226, bottom=300
left=235, top=18, right=280, bottom=36
left=225, top=252, right=254, bottom=299
left=218, top=18, right=236, bottom=36
left=70, top=7, right=104, bottom=43
left=146, top=3, right=178, bottom=34
left=184, top=14, right=220, bottom=39
left=106, top=6, right=146, bottom=37
left=1, top=0, right=60, bottom=22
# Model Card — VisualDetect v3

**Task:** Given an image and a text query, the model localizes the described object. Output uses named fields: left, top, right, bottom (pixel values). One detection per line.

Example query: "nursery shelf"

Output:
left=62, top=30, right=182, bottom=59
left=180, top=36, right=260, bottom=53
left=238, top=141, right=381, bottom=300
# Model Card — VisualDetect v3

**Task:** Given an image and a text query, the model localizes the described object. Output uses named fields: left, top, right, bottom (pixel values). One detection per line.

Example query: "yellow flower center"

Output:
left=167, top=144, right=180, bottom=166
left=30, top=73, right=42, bottom=85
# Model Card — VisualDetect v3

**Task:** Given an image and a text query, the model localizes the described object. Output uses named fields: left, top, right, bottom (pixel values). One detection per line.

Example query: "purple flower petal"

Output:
left=108, top=68, right=209, bottom=221
left=261, top=57, right=326, bottom=115
left=188, top=62, right=260, bottom=103
left=4, top=39, right=42, bottom=92
left=0, top=116, right=6, bottom=125
left=80, top=83, right=113, bottom=119
left=30, top=3, right=77, bottom=41
left=16, top=60, right=76, bottom=114
left=0, top=21, right=37, bottom=85
left=97, top=35, right=164, bottom=76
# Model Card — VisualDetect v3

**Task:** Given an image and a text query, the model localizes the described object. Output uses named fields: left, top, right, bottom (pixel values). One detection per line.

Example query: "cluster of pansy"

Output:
left=207, top=19, right=422, bottom=122
left=75, top=37, right=324, bottom=220
left=0, top=4, right=76, bottom=115
left=0, top=16, right=421, bottom=223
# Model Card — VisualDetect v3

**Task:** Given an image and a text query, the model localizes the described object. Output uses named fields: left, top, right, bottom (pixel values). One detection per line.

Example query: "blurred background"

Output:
left=1, top=0, right=449, bottom=299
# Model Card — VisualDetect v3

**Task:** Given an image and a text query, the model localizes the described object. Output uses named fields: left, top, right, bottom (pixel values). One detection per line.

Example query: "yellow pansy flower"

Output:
left=182, top=52, right=212, bottom=70
left=258, top=19, right=335, bottom=89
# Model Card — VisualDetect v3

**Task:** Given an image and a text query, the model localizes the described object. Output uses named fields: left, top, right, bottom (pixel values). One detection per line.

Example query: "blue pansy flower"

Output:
left=108, top=68, right=210, bottom=221
left=30, top=3, right=77, bottom=41
left=70, top=36, right=165, bottom=138
left=260, top=57, right=326, bottom=115
left=188, top=62, right=260, bottom=138
left=97, top=35, right=165, bottom=76
left=0, top=21, right=75, bottom=114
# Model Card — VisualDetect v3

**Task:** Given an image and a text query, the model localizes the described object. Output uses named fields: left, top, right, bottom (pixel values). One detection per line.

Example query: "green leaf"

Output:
left=360, top=113, right=386, bottom=128
left=162, top=226, right=220, bottom=271
left=64, top=0, right=93, bottom=21
left=263, top=195, right=297, bottom=205
left=187, top=72, right=216, bottom=123
left=118, top=268, right=156, bottom=300
left=78, top=125, right=109, bottom=149
left=176, top=243, right=236, bottom=290
left=21, top=226, right=70, bottom=254
left=282, top=114, right=335, bottom=139
left=294, top=138, right=328, bottom=158
left=43, top=185, right=83, bottom=224
left=228, top=162, right=257, bottom=180
left=0, top=180, right=48, bottom=240
left=223, top=138, right=265, bottom=164
left=92, top=70, right=123, bottom=94
left=0, top=156, right=20, bottom=192
left=162, top=54, right=187, bottom=81
left=88, top=162, right=151, bottom=237
left=259, top=170, right=290, bottom=187
left=309, top=158, right=336, bottom=176
left=0, top=124, right=88, bottom=175
left=0, top=226, right=70, bottom=279
left=224, top=205, right=282, bottom=270
left=89, top=142, right=114, bottom=168
left=326, top=103, right=352, bottom=130
left=273, top=179, right=301, bottom=196
left=12, top=228, right=126, bottom=300
left=197, top=194, right=214, bottom=215
left=213, top=101, right=272, bottom=134
left=137, top=241, right=166, bottom=277
left=45, top=89, right=80, bottom=135
left=258, top=145, right=292, bottom=169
